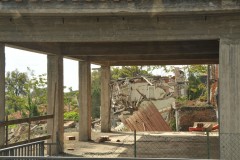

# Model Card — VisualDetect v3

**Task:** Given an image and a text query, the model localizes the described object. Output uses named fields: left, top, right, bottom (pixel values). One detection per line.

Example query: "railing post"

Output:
left=207, top=131, right=210, bottom=159
left=134, top=130, right=136, bottom=158
left=5, top=116, right=8, bottom=146
left=28, top=118, right=31, bottom=143
left=40, top=141, right=44, bottom=156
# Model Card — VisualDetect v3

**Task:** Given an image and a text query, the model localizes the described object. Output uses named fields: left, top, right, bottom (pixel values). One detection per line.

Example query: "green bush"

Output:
left=64, top=111, right=79, bottom=121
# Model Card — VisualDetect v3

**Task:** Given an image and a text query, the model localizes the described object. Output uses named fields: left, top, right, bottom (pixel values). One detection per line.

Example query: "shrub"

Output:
left=64, top=111, right=79, bottom=121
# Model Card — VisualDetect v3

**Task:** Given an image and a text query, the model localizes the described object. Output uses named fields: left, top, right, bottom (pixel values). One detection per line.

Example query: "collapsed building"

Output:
left=110, top=66, right=219, bottom=132
left=110, top=67, right=187, bottom=131
left=0, top=1, right=239, bottom=158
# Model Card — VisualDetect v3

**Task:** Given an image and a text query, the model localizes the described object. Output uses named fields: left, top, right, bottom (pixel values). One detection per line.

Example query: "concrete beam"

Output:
left=219, top=38, right=240, bottom=159
left=101, top=65, right=111, bottom=132
left=0, top=14, right=239, bottom=42
left=6, top=41, right=219, bottom=65
left=79, top=61, right=91, bottom=141
left=98, top=59, right=219, bottom=66
left=7, top=43, right=62, bottom=55
left=0, top=0, right=239, bottom=16
left=47, top=55, right=64, bottom=155
left=62, top=40, right=219, bottom=56
left=77, top=54, right=218, bottom=62
left=0, top=44, right=5, bottom=148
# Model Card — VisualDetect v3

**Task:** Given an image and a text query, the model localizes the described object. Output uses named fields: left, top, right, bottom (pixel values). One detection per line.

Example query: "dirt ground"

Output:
left=63, top=131, right=219, bottom=159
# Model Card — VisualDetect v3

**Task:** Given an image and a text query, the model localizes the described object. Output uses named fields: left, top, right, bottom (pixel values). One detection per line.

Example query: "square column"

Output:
left=101, top=65, right=111, bottom=132
left=79, top=61, right=91, bottom=141
left=47, top=55, right=64, bottom=155
left=0, top=44, right=5, bottom=148
left=219, top=39, right=240, bottom=159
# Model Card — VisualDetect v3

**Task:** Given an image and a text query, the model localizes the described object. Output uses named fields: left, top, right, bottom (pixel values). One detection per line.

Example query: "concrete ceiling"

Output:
left=8, top=40, right=219, bottom=66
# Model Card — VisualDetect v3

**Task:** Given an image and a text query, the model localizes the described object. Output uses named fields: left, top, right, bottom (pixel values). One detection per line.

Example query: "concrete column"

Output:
left=79, top=61, right=91, bottom=141
left=100, top=65, right=111, bottom=132
left=0, top=44, right=5, bottom=148
left=219, top=39, right=240, bottom=159
left=47, top=55, right=64, bottom=155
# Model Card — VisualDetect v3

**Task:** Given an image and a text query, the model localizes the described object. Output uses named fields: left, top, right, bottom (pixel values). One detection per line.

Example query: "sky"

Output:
left=5, top=46, right=173, bottom=91
left=5, top=46, right=80, bottom=91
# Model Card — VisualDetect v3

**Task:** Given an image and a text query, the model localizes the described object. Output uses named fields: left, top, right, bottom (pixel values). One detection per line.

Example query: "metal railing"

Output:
left=133, top=131, right=219, bottom=159
left=70, top=131, right=219, bottom=159
left=0, top=114, right=53, bottom=147
left=0, top=141, right=44, bottom=156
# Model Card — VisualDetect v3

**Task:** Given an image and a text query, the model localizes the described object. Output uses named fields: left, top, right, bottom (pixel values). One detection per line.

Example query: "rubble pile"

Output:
left=110, top=68, right=187, bottom=131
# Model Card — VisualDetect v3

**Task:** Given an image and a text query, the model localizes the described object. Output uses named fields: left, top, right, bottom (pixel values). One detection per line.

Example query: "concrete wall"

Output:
left=177, top=107, right=217, bottom=131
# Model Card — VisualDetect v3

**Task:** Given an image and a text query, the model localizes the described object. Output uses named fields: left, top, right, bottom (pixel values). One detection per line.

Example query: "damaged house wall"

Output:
left=176, top=106, right=217, bottom=131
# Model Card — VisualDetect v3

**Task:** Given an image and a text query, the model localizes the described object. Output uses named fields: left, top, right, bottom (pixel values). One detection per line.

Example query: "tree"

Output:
left=5, top=69, right=29, bottom=114
left=91, top=70, right=101, bottom=119
left=111, top=66, right=152, bottom=79
left=64, top=87, right=79, bottom=112
left=183, top=65, right=208, bottom=101
left=5, top=69, right=47, bottom=118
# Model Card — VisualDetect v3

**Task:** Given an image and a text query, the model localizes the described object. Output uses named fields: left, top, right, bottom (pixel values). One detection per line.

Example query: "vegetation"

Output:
left=64, top=111, right=79, bottom=121
left=111, top=66, right=153, bottom=79
left=91, top=70, right=101, bottom=119
left=184, top=65, right=208, bottom=101
left=6, top=68, right=47, bottom=119
left=64, top=87, right=78, bottom=112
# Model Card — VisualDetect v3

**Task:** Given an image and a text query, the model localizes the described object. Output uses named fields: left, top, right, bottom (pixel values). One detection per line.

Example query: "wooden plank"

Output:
left=133, top=112, right=145, bottom=131
left=130, top=113, right=143, bottom=131
left=140, top=105, right=162, bottom=131
left=142, top=102, right=171, bottom=131
left=125, top=117, right=135, bottom=131
left=136, top=111, right=153, bottom=131
left=148, top=104, right=171, bottom=131
left=122, top=102, right=171, bottom=131
left=138, top=106, right=156, bottom=131
left=149, top=103, right=171, bottom=131
left=150, top=103, right=171, bottom=130
left=0, top=115, right=54, bottom=127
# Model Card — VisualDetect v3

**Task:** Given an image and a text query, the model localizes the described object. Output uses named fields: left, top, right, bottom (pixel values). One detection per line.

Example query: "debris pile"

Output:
left=110, top=68, right=187, bottom=131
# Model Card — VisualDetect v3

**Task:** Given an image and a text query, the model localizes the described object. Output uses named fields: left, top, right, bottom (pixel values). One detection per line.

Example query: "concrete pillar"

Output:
left=47, top=55, right=64, bottom=155
left=79, top=61, right=91, bottom=141
left=219, top=39, right=240, bottom=159
left=100, top=65, right=111, bottom=132
left=0, top=44, right=5, bottom=148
